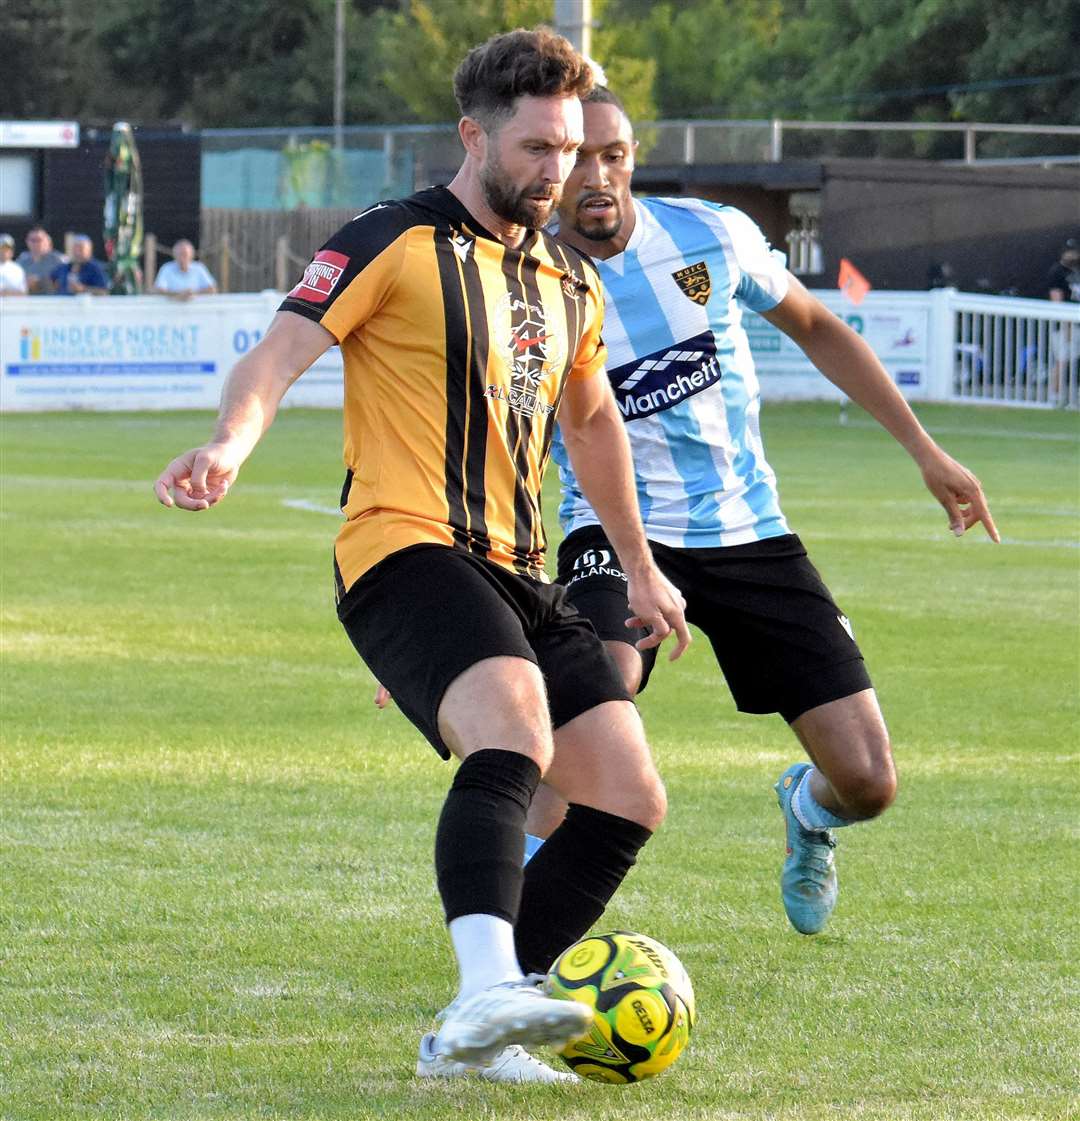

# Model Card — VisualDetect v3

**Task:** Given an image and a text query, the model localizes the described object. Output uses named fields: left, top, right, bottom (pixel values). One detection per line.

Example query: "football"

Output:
left=545, top=930, right=695, bottom=1083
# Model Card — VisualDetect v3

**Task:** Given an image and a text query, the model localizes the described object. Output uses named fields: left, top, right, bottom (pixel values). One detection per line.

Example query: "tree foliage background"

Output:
left=1, top=0, right=1076, bottom=130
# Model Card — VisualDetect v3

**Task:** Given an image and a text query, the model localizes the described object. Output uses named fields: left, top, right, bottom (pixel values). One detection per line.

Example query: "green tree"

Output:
left=0, top=0, right=149, bottom=121
left=599, top=0, right=1078, bottom=127
left=97, top=0, right=328, bottom=125
left=951, top=0, right=1080, bottom=128
left=370, top=0, right=656, bottom=123
left=7, top=0, right=1074, bottom=135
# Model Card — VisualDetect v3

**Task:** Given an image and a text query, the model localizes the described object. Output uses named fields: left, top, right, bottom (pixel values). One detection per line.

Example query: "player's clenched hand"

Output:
left=374, top=683, right=393, bottom=708
left=625, top=567, right=691, bottom=661
left=917, top=447, right=1000, bottom=542
left=154, top=442, right=242, bottom=511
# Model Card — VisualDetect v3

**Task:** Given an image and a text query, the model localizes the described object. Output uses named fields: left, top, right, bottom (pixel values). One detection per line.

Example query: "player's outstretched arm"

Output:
left=763, top=276, right=1000, bottom=542
left=559, top=374, right=692, bottom=660
left=154, top=311, right=336, bottom=511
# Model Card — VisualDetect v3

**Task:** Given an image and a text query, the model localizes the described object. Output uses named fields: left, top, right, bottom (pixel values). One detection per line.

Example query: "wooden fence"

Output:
left=197, top=207, right=359, bottom=292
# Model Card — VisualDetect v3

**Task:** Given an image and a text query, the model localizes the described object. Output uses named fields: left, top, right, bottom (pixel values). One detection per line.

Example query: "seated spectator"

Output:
left=16, top=226, right=67, bottom=294
left=52, top=235, right=109, bottom=296
left=153, top=240, right=217, bottom=299
left=0, top=234, right=29, bottom=295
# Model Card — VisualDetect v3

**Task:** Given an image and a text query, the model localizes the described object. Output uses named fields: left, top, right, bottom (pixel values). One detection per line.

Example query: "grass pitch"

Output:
left=2, top=402, right=1078, bottom=1120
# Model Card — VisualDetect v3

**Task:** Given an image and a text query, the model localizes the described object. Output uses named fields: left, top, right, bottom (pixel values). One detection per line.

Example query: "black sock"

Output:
left=434, top=748, right=541, bottom=925
left=514, top=803, right=653, bottom=975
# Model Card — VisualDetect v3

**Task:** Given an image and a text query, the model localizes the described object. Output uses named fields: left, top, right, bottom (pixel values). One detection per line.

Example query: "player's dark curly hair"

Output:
left=453, top=26, right=594, bottom=132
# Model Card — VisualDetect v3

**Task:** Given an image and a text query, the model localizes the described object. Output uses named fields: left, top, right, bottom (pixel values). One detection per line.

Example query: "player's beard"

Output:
left=570, top=191, right=625, bottom=241
left=480, top=151, right=559, bottom=229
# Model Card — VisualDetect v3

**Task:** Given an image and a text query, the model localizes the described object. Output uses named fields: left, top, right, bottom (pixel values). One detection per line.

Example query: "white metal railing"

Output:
left=751, top=288, right=1078, bottom=409
left=201, top=119, right=1080, bottom=170
left=763, top=119, right=1080, bottom=164
left=948, top=292, right=1080, bottom=408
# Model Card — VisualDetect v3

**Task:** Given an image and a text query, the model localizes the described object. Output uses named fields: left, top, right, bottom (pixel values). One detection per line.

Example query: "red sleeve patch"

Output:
left=289, top=249, right=349, bottom=304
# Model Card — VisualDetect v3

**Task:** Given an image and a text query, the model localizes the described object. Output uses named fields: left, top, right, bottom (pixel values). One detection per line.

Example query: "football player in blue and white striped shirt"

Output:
left=533, top=87, right=999, bottom=935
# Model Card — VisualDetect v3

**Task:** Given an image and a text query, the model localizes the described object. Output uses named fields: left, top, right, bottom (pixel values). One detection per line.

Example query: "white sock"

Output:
left=792, top=767, right=851, bottom=831
left=448, top=913, right=525, bottom=1002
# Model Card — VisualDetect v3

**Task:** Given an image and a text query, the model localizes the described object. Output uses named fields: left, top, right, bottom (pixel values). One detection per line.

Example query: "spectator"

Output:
left=16, top=226, right=66, bottom=294
left=1047, top=239, right=1080, bottom=406
left=0, top=234, right=29, bottom=295
left=1047, top=238, right=1080, bottom=303
left=153, top=240, right=217, bottom=299
left=927, top=260, right=954, bottom=289
left=52, top=235, right=110, bottom=296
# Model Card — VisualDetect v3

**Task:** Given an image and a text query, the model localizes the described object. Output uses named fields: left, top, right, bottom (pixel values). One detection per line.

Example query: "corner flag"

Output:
left=838, top=258, right=871, bottom=306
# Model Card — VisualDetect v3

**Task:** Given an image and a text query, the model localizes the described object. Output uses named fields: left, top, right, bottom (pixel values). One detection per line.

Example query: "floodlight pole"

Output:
left=555, top=0, right=592, bottom=57
left=334, top=0, right=345, bottom=150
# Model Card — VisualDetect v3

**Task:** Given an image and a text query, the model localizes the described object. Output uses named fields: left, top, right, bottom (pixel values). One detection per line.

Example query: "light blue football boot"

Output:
left=774, top=762, right=838, bottom=935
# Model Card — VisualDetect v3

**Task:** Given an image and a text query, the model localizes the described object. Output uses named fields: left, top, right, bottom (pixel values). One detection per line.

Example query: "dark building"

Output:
left=632, top=158, right=1080, bottom=299
left=1, top=125, right=201, bottom=263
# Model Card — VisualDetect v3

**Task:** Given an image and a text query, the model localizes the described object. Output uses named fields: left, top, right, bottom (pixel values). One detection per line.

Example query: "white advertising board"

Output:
left=5, top=288, right=1053, bottom=413
left=0, top=120, right=80, bottom=148
left=747, top=290, right=933, bottom=400
left=0, top=293, right=344, bottom=412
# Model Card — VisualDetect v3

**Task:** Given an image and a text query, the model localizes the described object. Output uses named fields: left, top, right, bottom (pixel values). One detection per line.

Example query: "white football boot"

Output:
left=416, top=1032, right=578, bottom=1083
left=432, top=975, right=592, bottom=1066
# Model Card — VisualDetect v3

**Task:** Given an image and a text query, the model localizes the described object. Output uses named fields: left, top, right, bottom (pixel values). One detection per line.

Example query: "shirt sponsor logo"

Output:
left=672, top=260, right=711, bottom=305
left=289, top=249, right=349, bottom=304
left=609, top=330, right=722, bottom=420
left=484, top=293, right=566, bottom=419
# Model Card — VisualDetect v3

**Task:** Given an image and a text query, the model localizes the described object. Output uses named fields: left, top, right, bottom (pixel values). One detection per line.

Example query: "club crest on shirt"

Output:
left=672, top=260, right=711, bottom=305
left=561, top=268, right=586, bottom=300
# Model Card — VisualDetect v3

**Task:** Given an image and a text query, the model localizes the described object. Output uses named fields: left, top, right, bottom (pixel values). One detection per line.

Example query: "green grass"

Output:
left=2, top=403, right=1078, bottom=1121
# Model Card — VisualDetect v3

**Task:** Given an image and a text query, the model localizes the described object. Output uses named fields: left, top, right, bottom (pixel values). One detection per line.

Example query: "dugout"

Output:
left=631, top=158, right=1080, bottom=299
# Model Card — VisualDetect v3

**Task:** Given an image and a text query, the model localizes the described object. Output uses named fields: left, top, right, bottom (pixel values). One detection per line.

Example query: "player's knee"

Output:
left=635, top=771, right=668, bottom=832
left=600, top=765, right=666, bottom=832
left=837, top=755, right=897, bottom=820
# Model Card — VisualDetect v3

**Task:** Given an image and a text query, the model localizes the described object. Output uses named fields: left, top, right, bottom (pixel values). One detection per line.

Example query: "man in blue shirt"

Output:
left=52, top=235, right=109, bottom=295
left=532, top=87, right=999, bottom=935
left=153, top=239, right=217, bottom=299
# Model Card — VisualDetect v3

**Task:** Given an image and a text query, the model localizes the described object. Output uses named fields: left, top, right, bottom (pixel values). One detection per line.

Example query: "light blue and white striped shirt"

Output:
left=553, top=196, right=791, bottom=548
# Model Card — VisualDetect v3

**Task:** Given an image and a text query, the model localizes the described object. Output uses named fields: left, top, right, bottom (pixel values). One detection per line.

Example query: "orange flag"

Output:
left=838, top=258, right=871, bottom=306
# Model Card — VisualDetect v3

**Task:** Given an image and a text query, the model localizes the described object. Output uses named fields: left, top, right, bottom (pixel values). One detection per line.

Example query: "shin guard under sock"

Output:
left=434, top=748, right=541, bottom=925
left=514, top=802, right=652, bottom=975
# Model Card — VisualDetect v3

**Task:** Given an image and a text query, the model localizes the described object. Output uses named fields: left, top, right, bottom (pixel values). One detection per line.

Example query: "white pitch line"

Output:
left=282, top=498, right=343, bottom=517
left=983, top=536, right=1080, bottom=549
left=833, top=418, right=1079, bottom=443
left=276, top=498, right=1078, bottom=549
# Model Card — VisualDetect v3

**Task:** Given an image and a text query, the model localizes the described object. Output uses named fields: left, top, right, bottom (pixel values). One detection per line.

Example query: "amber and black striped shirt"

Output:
left=280, top=186, right=606, bottom=594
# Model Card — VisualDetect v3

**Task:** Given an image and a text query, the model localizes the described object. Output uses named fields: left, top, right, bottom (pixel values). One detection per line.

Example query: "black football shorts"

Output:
left=555, top=525, right=872, bottom=724
left=338, top=543, right=630, bottom=758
